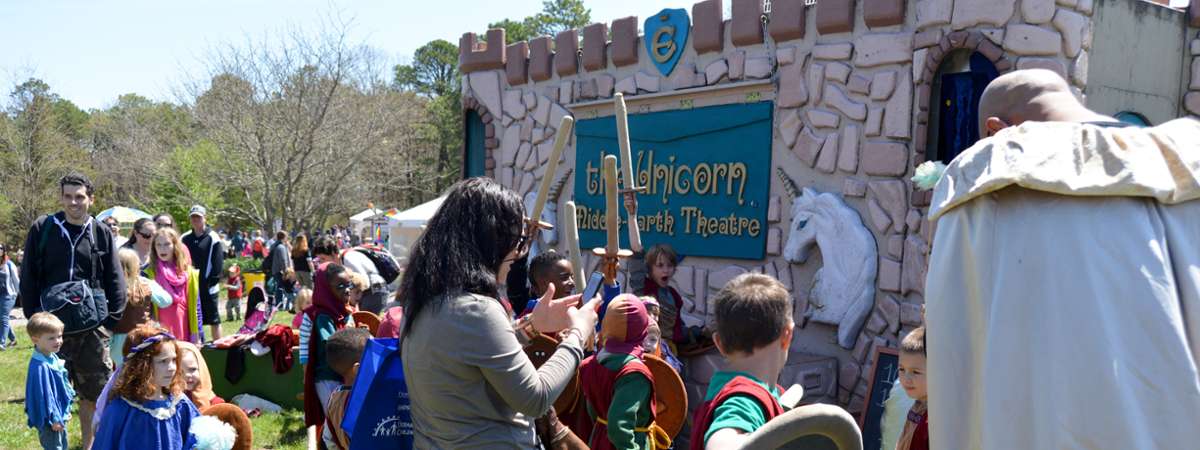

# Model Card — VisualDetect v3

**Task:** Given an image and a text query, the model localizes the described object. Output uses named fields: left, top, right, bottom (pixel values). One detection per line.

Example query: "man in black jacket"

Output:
left=183, top=204, right=225, bottom=341
left=20, top=172, right=125, bottom=450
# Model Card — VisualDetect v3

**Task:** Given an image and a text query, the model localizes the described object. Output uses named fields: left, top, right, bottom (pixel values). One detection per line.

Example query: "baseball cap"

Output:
left=189, top=205, right=207, bottom=217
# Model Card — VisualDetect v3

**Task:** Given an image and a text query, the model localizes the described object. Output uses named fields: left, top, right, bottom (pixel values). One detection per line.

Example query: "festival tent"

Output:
left=95, top=206, right=152, bottom=224
left=385, top=196, right=445, bottom=264
left=349, top=207, right=399, bottom=239
left=349, top=207, right=384, bottom=235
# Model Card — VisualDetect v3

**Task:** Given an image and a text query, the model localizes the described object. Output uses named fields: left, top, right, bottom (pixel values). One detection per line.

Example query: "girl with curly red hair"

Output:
left=92, top=324, right=201, bottom=450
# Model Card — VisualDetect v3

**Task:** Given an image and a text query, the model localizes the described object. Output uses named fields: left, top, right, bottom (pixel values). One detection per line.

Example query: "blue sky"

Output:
left=0, top=0, right=698, bottom=110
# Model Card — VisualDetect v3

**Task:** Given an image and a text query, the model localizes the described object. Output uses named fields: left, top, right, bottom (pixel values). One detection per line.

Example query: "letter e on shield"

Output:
left=644, top=9, right=689, bottom=77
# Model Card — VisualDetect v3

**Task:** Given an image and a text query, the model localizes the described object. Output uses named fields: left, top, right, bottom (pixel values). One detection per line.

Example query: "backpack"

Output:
left=345, top=245, right=401, bottom=285
left=342, top=337, right=413, bottom=449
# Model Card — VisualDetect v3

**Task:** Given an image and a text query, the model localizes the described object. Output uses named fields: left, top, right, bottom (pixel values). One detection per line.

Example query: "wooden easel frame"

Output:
left=858, top=346, right=901, bottom=429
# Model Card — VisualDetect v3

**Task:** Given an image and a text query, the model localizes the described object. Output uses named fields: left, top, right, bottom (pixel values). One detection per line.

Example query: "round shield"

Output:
left=644, top=354, right=687, bottom=438
left=525, top=334, right=582, bottom=413
left=739, top=404, right=863, bottom=450
left=352, top=311, right=381, bottom=336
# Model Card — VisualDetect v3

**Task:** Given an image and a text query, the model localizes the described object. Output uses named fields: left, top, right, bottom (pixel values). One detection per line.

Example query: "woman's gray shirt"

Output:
left=402, top=292, right=584, bottom=449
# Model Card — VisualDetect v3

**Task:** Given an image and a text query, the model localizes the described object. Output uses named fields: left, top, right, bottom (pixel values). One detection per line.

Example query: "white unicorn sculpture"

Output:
left=778, top=168, right=878, bottom=349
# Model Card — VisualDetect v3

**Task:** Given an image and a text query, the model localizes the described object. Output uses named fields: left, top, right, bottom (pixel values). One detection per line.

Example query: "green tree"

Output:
left=145, top=140, right=232, bottom=223
left=393, top=39, right=464, bottom=201
left=532, top=0, right=591, bottom=36
left=487, top=0, right=591, bottom=42
left=394, top=39, right=459, bottom=97
left=0, top=79, right=90, bottom=241
left=189, top=23, right=425, bottom=232
left=87, top=93, right=198, bottom=210
left=487, top=18, right=536, bottom=43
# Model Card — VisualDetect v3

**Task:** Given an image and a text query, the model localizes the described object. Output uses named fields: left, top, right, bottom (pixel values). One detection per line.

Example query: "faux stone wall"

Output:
left=458, top=0, right=1099, bottom=419
left=1178, top=4, right=1200, bottom=116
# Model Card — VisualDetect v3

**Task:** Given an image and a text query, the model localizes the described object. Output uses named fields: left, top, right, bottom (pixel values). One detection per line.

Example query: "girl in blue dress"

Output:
left=93, top=323, right=200, bottom=450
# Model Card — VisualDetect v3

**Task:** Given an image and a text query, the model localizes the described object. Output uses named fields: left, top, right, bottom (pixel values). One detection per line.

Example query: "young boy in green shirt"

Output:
left=580, top=293, right=671, bottom=450
left=690, top=273, right=794, bottom=450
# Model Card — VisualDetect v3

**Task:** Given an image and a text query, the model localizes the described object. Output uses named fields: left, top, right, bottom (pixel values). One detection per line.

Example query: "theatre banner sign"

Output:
left=574, top=101, right=773, bottom=260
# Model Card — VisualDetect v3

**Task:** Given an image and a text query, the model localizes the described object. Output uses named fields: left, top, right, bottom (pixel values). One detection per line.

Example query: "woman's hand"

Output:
left=566, top=293, right=602, bottom=344
left=529, top=284, right=582, bottom=334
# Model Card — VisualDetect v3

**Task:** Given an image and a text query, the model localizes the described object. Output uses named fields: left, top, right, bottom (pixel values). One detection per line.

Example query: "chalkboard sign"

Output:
left=858, top=346, right=901, bottom=450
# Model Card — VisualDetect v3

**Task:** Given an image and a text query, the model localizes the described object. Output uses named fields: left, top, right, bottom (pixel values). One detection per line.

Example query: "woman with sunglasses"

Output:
left=122, top=218, right=157, bottom=270
left=401, top=177, right=600, bottom=448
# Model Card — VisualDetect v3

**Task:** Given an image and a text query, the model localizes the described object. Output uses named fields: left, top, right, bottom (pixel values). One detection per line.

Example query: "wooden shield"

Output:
left=644, top=354, right=687, bottom=438
left=739, top=404, right=863, bottom=450
left=351, top=311, right=381, bottom=336
left=526, top=334, right=582, bottom=413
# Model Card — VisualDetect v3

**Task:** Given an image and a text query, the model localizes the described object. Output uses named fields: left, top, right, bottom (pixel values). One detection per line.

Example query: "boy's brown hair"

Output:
left=644, top=244, right=679, bottom=268
left=901, top=326, right=926, bottom=356
left=713, top=273, right=792, bottom=355
left=26, top=312, right=64, bottom=338
left=327, top=327, right=371, bottom=379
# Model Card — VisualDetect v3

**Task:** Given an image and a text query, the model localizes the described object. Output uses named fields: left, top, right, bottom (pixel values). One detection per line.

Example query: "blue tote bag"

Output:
left=342, top=337, right=413, bottom=449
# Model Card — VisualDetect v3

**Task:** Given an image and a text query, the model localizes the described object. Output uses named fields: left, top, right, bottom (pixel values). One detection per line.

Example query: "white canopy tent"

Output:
left=349, top=208, right=385, bottom=236
left=385, top=196, right=446, bottom=263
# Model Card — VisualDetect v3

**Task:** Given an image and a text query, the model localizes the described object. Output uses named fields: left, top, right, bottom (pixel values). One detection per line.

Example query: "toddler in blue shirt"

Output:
left=25, top=312, right=74, bottom=450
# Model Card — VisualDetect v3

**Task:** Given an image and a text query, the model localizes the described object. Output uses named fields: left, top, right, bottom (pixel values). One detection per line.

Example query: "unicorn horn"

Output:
left=776, top=168, right=800, bottom=199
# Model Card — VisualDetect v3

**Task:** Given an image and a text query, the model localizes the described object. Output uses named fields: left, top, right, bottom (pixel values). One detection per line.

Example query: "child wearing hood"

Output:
left=302, top=263, right=356, bottom=449
left=579, top=294, right=671, bottom=450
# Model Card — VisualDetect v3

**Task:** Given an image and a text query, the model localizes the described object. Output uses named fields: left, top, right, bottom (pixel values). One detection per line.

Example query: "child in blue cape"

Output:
left=93, top=323, right=200, bottom=450
left=25, top=312, right=74, bottom=450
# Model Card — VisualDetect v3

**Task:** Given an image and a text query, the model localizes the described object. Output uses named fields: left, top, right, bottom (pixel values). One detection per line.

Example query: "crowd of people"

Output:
left=14, top=68, right=1200, bottom=450
left=11, top=171, right=402, bottom=450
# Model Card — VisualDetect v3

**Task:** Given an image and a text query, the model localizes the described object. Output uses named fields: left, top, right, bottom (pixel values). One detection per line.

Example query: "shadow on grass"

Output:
left=277, top=417, right=308, bottom=446
left=251, top=409, right=310, bottom=449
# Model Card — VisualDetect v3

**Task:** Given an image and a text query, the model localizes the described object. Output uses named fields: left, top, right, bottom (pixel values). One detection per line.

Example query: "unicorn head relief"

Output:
left=777, top=168, right=879, bottom=349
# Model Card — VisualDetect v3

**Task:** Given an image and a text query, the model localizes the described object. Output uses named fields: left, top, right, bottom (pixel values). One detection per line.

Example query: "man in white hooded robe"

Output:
left=925, top=69, right=1200, bottom=450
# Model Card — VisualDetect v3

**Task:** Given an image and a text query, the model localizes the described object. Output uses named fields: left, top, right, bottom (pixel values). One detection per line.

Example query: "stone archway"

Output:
left=909, top=29, right=1014, bottom=206
left=462, top=96, right=500, bottom=179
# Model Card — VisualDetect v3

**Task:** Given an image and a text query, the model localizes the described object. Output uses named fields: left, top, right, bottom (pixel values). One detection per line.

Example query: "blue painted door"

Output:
left=464, top=109, right=486, bottom=178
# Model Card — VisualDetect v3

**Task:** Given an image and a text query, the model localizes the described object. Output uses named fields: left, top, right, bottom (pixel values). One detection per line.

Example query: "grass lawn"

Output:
left=0, top=309, right=309, bottom=450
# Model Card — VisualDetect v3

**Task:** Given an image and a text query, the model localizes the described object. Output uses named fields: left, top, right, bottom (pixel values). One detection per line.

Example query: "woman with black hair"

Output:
left=401, top=177, right=599, bottom=448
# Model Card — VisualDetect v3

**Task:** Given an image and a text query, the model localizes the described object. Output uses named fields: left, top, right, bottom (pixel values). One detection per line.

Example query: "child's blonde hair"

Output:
left=26, top=312, right=63, bottom=338
left=639, top=295, right=660, bottom=318
left=294, top=288, right=313, bottom=312
left=349, top=272, right=370, bottom=292
left=901, top=326, right=926, bottom=356
left=118, top=248, right=151, bottom=308
left=149, top=228, right=191, bottom=273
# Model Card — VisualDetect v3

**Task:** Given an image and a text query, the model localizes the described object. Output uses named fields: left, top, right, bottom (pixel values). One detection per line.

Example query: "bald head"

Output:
left=977, top=69, right=1095, bottom=137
